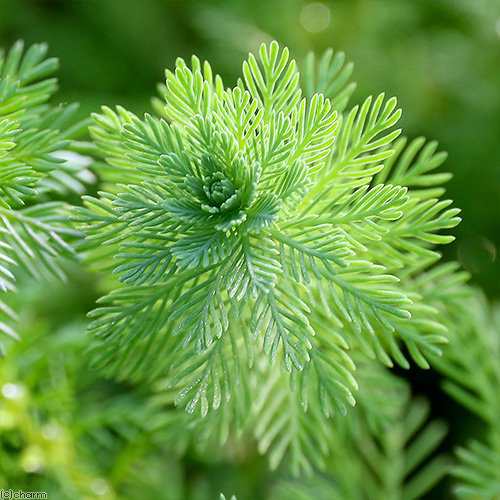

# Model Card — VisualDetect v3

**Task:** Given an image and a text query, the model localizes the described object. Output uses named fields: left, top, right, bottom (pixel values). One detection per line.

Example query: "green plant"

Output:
left=433, top=290, right=500, bottom=497
left=2, top=39, right=500, bottom=499
left=0, top=40, right=92, bottom=343
left=77, top=41, right=461, bottom=473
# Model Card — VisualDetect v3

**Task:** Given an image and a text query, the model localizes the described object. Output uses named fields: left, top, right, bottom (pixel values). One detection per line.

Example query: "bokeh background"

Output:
left=0, top=0, right=499, bottom=498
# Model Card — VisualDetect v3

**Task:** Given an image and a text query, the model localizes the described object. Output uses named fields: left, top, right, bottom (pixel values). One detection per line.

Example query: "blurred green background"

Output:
left=1, top=0, right=499, bottom=297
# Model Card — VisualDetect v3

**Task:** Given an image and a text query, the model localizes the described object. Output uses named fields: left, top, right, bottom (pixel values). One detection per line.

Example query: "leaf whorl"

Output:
left=80, top=41, right=461, bottom=475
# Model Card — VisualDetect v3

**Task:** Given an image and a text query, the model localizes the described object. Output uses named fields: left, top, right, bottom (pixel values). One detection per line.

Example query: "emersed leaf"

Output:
left=90, top=107, right=184, bottom=185
left=298, top=314, right=358, bottom=418
left=376, top=136, right=451, bottom=199
left=161, top=55, right=223, bottom=127
left=88, top=282, right=174, bottom=379
left=271, top=224, right=352, bottom=282
left=333, top=93, right=402, bottom=177
left=168, top=304, right=252, bottom=418
left=349, top=397, right=448, bottom=500
left=0, top=42, right=82, bottom=209
left=0, top=205, right=77, bottom=341
left=114, top=242, right=174, bottom=285
left=251, top=111, right=293, bottom=173
left=216, top=86, right=263, bottom=153
left=298, top=93, right=402, bottom=216
left=242, top=40, right=302, bottom=119
left=245, top=193, right=280, bottom=232
left=390, top=197, right=461, bottom=246
left=290, top=93, right=338, bottom=169
left=365, top=196, right=461, bottom=273
left=311, top=260, right=414, bottom=366
left=0, top=203, right=76, bottom=284
left=252, top=356, right=334, bottom=475
left=453, top=440, right=500, bottom=498
left=324, top=183, right=408, bottom=224
left=273, top=159, right=309, bottom=203
left=0, top=40, right=58, bottom=94
left=252, top=283, right=315, bottom=371
left=312, top=184, right=409, bottom=243
left=302, top=48, right=356, bottom=111
left=41, top=149, right=96, bottom=196
left=167, top=269, right=230, bottom=350
left=226, top=232, right=281, bottom=299
left=171, top=229, right=233, bottom=269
